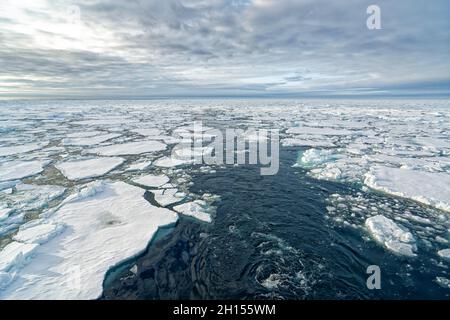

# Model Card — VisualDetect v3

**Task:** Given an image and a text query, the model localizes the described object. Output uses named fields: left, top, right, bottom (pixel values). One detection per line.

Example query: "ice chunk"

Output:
left=0, top=208, right=12, bottom=221
left=133, top=174, right=169, bottom=188
left=62, top=133, right=120, bottom=146
left=282, top=138, right=335, bottom=147
left=0, top=160, right=47, bottom=182
left=437, top=249, right=450, bottom=261
left=154, top=156, right=193, bottom=168
left=11, top=184, right=66, bottom=211
left=364, top=167, right=450, bottom=212
left=131, top=128, right=161, bottom=137
left=435, top=277, right=450, bottom=289
left=63, top=181, right=106, bottom=204
left=298, top=148, right=337, bottom=166
left=0, top=142, right=48, bottom=157
left=174, top=200, right=212, bottom=222
left=125, top=160, right=152, bottom=172
left=0, top=181, right=178, bottom=299
left=0, top=241, right=39, bottom=272
left=88, top=141, right=166, bottom=156
left=13, top=222, right=63, bottom=244
left=66, top=131, right=102, bottom=138
left=150, top=188, right=183, bottom=207
left=365, top=215, right=416, bottom=257
left=287, top=126, right=352, bottom=136
left=0, top=180, right=20, bottom=191
left=56, top=157, right=125, bottom=180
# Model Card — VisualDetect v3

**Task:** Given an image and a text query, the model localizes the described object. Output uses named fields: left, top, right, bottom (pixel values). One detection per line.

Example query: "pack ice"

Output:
left=0, top=181, right=178, bottom=299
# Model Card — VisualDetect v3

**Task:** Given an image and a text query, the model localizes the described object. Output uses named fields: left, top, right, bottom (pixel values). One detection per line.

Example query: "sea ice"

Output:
left=62, top=133, right=120, bottom=146
left=0, top=160, right=47, bottom=182
left=88, top=140, right=166, bottom=156
left=286, top=126, right=352, bottom=136
left=365, top=215, right=416, bottom=257
left=0, top=181, right=178, bottom=299
left=56, top=157, right=125, bottom=180
left=154, top=156, right=193, bottom=168
left=132, top=174, right=170, bottom=188
left=125, top=160, right=152, bottom=172
left=13, top=222, right=63, bottom=244
left=0, top=142, right=48, bottom=157
left=173, top=200, right=212, bottom=222
left=150, top=188, right=183, bottom=207
left=437, top=249, right=450, bottom=260
left=364, top=166, right=450, bottom=212
left=131, top=128, right=161, bottom=136
left=0, top=241, right=39, bottom=272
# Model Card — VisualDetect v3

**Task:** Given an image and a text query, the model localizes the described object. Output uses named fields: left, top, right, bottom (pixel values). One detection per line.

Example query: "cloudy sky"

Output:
left=0, top=0, right=449, bottom=99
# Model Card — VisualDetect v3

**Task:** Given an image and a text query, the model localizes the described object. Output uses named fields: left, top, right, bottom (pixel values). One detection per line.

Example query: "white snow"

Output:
left=56, top=157, right=125, bottom=180
left=365, top=215, right=416, bottom=257
left=132, top=174, right=170, bottom=188
left=88, top=140, right=166, bottom=156
left=13, top=222, right=63, bottom=244
left=0, top=160, right=47, bottom=182
left=0, top=181, right=178, bottom=299
left=364, top=166, right=450, bottom=212
left=173, top=200, right=212, bottom=222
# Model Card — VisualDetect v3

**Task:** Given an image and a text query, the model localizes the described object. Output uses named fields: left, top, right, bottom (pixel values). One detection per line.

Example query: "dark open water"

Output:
left=102, top=148, right=449, bottom=300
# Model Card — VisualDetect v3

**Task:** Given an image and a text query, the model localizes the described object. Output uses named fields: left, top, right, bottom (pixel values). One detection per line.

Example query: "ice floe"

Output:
left=56, top=157, right=125, bottom=180
left=154, top=156, right=193, bottom=168
left=0, top=160, right=48, bottom=182
left=0, top=181, right=178, bottom=299
left=0, top=142, right=48, bottom=157
left=173, top=200, right=212, bottom=222
left=88, top=140, right=166, bottom=156
left=62, top=133, right=120, bottom=146
left=365, top=215, right=417, bottom=257
left=364, top=167, right=450, bottom=212
left=437, top=249, right=450, bottom=261
left=150, top=188, right=183, bottom=207
left=132, top=174, right=170, bottom=188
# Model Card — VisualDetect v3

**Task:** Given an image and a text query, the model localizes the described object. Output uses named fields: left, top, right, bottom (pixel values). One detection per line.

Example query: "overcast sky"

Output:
left=0, top=0, right=449, bottom=99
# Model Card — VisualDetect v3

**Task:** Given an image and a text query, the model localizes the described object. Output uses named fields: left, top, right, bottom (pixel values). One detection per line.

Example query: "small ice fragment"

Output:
left=133, top=174, right=170, bottom=188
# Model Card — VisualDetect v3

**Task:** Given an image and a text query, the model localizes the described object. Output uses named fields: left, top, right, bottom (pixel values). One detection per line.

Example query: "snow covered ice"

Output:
left=56, top=157, right=125, bottom=180
left=0, top=99, right=449, bottom=299
left=365, top=215, right=417, bottom=257
left=0, top=181, right=178, bottom=299
left=132, top=174, right=170, bottom=188
left=364, top=166, right=450, bottom=212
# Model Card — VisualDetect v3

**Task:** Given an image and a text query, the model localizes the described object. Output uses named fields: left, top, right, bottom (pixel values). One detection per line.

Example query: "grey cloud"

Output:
left=0, top=0, right=449, bottom=98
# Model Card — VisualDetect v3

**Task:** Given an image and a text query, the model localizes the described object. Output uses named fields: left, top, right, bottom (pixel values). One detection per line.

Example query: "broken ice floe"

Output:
left=173, top=200, right=215, bottom=223
left=88, top=140, right=166, bottom=156
left=62, top=133, right=120, bottom=146
left=0, top=160, right=48, bottom=182
left=132, top=174, right=170, bottom=188
left=365, top=215, right=417, bottom=257
left=56, top=157, right=125, bottom=180
left=0, top=181, right=178, bottom=299
left=364, top=166, right=450, bottom=212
